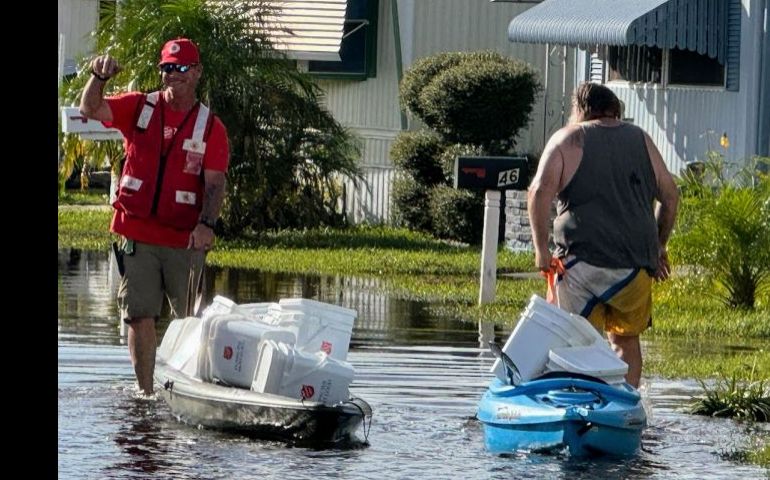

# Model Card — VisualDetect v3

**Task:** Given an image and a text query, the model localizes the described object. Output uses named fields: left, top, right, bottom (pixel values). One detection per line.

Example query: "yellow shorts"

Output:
left=554, top=257, right=653, bottom=337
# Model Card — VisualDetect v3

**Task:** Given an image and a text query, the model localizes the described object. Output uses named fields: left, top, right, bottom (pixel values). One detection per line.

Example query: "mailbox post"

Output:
left=454, top=156, right=528, bottom=305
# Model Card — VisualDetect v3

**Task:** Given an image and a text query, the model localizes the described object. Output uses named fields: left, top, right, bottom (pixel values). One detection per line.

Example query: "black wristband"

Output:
left=199, top=218, right=217, bottom=229
left=91, top=69, right=111, bottom=82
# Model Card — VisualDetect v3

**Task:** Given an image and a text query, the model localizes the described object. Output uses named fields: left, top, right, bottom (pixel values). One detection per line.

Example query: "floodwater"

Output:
left=58, top=249, right=769, bottom=479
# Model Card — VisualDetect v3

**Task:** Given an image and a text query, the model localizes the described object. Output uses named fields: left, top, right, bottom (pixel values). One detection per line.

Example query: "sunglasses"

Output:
left=159, top=63, right=197, bottom=74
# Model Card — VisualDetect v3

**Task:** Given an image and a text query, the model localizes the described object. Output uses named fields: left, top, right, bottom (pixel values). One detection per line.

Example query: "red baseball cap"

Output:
left=159, top=38, right=200, bottom=65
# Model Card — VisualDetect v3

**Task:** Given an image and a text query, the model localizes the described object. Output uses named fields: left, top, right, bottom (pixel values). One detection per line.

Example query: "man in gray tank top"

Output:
left=527, top=82, right=679, bottom=388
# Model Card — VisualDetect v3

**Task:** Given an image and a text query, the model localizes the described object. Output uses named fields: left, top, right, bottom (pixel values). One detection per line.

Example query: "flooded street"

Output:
left=58, top=249, right=769, bottom=479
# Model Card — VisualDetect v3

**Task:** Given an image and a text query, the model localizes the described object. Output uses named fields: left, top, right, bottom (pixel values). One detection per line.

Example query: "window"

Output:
left=307, top=0, right=378, bottom=80
left=608, top=45, right=663, bottom=83
left=668, top=48, right=725, bottom=86
left=605, top=45, right=726, bottom=87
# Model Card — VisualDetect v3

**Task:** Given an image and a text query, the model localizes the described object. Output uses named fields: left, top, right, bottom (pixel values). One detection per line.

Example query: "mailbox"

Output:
left=61, top=106, right=123, bottom=141
left=453, top=156, right=528, bottom=191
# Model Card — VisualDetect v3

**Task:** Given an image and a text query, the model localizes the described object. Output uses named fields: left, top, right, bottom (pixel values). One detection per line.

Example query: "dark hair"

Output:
left=571, top=82, right=621, bottom=121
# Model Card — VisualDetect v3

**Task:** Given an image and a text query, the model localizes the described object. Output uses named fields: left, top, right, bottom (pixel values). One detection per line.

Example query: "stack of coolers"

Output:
left=157, top=296, right=357, bottom=406
left=491, top=294, right=629, bottom=386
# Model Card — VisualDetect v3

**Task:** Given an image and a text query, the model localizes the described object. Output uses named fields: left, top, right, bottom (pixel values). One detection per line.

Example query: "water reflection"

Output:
left=107, top=399, right=171, bottom=476
left=478, top=321, right=496, bottom=350
left=58, top=248, right=502, bottom=348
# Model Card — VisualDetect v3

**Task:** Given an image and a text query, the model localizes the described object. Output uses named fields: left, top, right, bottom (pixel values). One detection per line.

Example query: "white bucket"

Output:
left=200, top=295, right=237, bottom=321
left=157, top=317, right=204, bottom=378
left=233, top=302, right=277, bottom=323
left=491, top=294, right=607, bottom=382
left=268, top=298, right=356, bottom=361
left=546, top=341, right=629, bottom=385
left=251, top=340, right=355, bottom=406
left=157, top=318, right=187, bottom=363
left=198, top=313, right=296, bottom=388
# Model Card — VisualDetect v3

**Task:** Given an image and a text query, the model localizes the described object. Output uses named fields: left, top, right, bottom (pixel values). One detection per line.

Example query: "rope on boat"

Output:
left=346, top=397, right=373, bottom=443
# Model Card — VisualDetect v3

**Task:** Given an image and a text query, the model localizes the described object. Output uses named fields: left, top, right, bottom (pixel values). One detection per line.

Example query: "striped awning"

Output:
left=507, top=0, right=729, bottom=62
left=264, top=1, right=348, bottom=61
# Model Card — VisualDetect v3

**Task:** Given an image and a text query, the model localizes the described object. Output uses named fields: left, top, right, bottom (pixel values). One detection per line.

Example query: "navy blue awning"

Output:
left=507, top=0, right=729, bottom=62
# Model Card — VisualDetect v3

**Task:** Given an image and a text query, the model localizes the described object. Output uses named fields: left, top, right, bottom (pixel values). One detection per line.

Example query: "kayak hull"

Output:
left=477, top=376, right=646, bottom=456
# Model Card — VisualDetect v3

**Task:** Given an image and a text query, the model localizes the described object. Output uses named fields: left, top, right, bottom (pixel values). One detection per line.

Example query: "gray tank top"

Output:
left=553, top=122, right=658, bottom=271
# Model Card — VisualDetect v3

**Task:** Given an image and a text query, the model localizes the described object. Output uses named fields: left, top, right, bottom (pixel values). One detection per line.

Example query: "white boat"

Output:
left=154, top=360, right=371, bottom=445
left=153, top=300, right=372, bottom=445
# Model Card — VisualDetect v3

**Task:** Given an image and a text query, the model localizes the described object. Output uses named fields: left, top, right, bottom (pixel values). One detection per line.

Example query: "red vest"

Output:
left=114, top=92, right=213, bottom=230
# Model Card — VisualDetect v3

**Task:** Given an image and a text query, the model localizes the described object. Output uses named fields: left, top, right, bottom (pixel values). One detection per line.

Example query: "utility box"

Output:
left=454, top=156, right=529, bottom=191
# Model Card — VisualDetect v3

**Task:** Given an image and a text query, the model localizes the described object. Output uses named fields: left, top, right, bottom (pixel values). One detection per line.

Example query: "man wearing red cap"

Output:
left=80, top=38, right=230, bottom=395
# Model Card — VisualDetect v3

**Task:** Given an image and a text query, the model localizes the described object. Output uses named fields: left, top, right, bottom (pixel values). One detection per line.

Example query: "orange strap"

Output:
left=540, top=257, right=565, bottom=305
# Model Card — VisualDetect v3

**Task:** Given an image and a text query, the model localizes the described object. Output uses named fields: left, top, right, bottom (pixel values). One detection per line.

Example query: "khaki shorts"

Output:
left=117, top=239, right=205, bottom=322
left=554, top=256, right=653, bottom=336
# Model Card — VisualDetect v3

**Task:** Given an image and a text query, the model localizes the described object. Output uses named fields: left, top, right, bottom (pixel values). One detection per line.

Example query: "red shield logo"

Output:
left=301, top=384, right=315, bottom=399
left=321, top=341, right=332, bottom=355
left=223, top=346, right=233, bottom=360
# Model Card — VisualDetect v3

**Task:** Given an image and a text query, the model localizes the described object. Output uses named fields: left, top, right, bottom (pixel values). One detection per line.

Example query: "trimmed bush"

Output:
left=391, top=175, right=433, bottom=231
left=400, top=51, right=541, bottom=154
left=419, top=59, right=540, bottom=152
left=429, top=185, right=484, bottom=245
left=399, top=52, right=468, bottom=123
left=390, top=131, right=447, bottom=186
left=399, top=51, right=516, bottom=123
left=396, top=50, right=540, bottom=243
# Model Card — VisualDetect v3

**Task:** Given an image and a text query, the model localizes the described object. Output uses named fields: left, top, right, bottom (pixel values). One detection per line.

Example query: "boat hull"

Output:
left=477, top=377, right=646, bottom=456
left=154, top=361, right=370, bottom=445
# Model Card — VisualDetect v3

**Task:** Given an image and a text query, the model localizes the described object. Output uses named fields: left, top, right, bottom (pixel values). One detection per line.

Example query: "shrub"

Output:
left=671, top=155, right=770, bottom=309
left=395, top=50, right=540, bottom=243
left=399, top=52, right=468, bottom=123
left=390, top=131, right=447, bottom=186
left=391, top=175, right=433, bottom=231
left=399, top=51, right=517, bottom=124
left=400, top=51, right=541, bottom=154
left=419, top=59, right=540, bottom=152
left=429, top=185, right=484, bottom=245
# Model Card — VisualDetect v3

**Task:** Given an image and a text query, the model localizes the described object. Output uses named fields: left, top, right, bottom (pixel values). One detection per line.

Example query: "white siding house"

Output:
left=505, top=0, right=770, bottom=173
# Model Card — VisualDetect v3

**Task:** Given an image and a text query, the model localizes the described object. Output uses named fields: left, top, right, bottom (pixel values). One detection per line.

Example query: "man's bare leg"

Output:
left=608, top=333, right=642, bottom=388
left=127, top=317, right=157, bottom=394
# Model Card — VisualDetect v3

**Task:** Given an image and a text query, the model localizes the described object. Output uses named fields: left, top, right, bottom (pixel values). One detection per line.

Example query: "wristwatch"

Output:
left=199, top=218, right=217, bottom=229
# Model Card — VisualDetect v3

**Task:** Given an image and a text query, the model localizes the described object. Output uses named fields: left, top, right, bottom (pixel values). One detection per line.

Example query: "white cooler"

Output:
left=546, top=341, right=629, bottom=385
left=491, top=294, right=607, bottom=382
left=197, top=313, right=296, bottom=388
left=266, top=298, right=356, bottom=361
left=251, top=340, right=355, bottom=406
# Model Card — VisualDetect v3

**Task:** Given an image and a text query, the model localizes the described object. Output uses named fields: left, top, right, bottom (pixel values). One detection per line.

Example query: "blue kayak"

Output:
left=477, top=373, right=646, bottom=456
